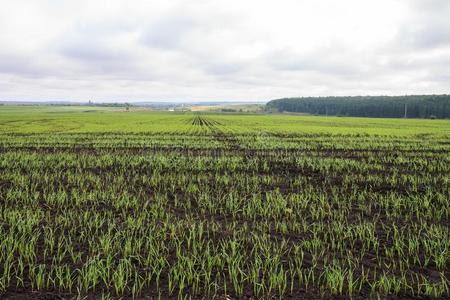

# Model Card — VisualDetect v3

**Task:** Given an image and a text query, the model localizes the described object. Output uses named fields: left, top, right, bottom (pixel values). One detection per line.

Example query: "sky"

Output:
left=0, top=0, right=449, bottom=102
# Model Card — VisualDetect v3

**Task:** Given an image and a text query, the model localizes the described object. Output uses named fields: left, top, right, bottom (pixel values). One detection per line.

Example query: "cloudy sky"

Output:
left=0, top=0, right=449, bottom=102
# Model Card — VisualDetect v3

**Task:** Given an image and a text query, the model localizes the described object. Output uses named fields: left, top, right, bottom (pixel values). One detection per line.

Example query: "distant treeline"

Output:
left=266, top=95, right=450, bottom=118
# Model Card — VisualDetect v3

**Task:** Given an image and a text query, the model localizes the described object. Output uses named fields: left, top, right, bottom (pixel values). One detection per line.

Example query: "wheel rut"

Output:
left=191, top=114, right=241, bottom=150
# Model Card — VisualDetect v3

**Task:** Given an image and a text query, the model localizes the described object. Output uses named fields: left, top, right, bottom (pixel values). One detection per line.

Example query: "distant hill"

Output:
left=266, top=95, right=450, bottom=119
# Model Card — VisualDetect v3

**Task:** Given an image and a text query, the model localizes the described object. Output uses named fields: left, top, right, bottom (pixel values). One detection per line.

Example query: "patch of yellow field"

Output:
left=190, top=105, right=214, bottom=111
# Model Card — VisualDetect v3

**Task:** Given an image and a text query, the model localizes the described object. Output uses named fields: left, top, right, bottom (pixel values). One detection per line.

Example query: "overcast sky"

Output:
left=0, top=0, right=449, bottom=102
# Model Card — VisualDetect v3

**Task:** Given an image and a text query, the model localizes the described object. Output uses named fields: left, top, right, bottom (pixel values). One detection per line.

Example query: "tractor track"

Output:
left=191, top=114, right=241, bottom=150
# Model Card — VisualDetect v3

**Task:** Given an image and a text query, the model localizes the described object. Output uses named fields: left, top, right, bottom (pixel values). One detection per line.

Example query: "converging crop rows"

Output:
left=0, top=111, right=449, bottom=299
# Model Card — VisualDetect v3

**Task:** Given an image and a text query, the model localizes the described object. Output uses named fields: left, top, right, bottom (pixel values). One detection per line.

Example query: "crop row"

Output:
left=0, top=130, right=448, bottom=299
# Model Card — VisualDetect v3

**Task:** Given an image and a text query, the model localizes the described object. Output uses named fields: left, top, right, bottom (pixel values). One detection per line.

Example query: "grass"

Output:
left=0, top=105, right=449, bottom=136
left=0, top=105, right=449, bottom=299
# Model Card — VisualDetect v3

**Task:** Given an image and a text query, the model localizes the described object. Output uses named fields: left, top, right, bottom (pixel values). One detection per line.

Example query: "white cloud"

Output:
left=0, top=0, right=449, bottom=102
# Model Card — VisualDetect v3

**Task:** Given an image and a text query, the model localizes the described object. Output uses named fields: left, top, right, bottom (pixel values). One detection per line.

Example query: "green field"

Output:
left=0, top=106, right=449, bottom=299
left=1, top=105, right=449, bottom=135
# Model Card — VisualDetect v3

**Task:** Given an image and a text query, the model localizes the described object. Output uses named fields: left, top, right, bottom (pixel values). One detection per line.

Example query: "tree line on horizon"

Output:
left=265, top=95, right=450, bottom=119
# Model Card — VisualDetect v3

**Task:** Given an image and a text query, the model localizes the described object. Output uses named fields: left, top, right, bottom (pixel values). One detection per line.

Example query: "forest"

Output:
left=266, top=95, right=450, bottom=118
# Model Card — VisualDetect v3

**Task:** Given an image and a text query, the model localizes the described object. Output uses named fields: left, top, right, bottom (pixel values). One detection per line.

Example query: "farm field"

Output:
left=0, top=106, right=449, bottom=299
